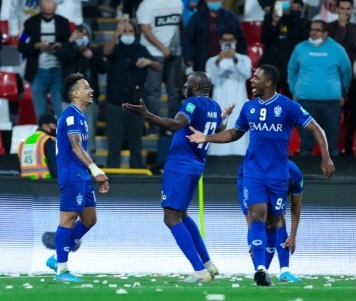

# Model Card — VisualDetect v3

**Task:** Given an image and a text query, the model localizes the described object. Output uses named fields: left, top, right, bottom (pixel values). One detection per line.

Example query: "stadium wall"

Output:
left=0, top=176, right=355, bottom=276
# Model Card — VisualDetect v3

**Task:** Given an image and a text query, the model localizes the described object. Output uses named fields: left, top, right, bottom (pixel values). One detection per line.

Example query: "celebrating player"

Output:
left=123, top=71, right=234, bottom=282
left=187, top=64, right=335, bottom=286
left=46, top=73, right=109, bottom=282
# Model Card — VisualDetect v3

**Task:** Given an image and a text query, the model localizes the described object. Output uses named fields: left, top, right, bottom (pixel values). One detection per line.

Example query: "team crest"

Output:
left=274, top=105, right=282, bottom=117
left=250, top=108, right=255, bottom=114
left=76, top=193, right=83, bottom=206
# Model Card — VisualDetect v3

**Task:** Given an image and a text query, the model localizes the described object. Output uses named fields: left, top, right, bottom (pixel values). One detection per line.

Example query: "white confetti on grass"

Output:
left=108, top=284, right=117, bottom=288
left=324, top=283, right=332, bottom=287
left=304, top=285, right=313, bottom=289
left=5, top=285, right=13, bottom=289
left=115, top=288, right=128, bottom=295
left=205, top=294, right=226, bottom=301
left=132, top=282, right=140, bottom=287
left=231, top=283, right=240, bottom=288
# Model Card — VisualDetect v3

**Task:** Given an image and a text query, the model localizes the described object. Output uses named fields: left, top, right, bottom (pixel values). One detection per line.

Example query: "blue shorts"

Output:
left=243, top=175, right=288, bottom=215
left=161, top=170, right=200, bottom=211
left=59, top=180, right=96, bottom=212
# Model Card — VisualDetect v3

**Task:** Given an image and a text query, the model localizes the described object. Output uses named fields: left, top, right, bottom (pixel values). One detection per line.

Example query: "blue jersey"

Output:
left=56, top=104, right=91, bottom=185
left=288, top=160, right=303, bottom=195
left=234, top=93, right=312, bottom=179
left=164, top=96, right=222, bottom=175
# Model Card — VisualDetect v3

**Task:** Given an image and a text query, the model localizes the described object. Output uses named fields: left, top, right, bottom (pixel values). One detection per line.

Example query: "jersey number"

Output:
left=198, top=121, right=217, bottom=150
left=259, top=108, right=267, bottom=121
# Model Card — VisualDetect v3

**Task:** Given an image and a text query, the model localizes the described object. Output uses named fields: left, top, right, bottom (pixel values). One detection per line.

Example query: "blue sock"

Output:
left=265, top=229, right=277, bottom=269
left=247, top=228, right=257, bottom=270
left=69, top=220, right=90, bottom=250
left=182, top=216, right=210, bottom=264
left=55, top=226, right=72, bottom=263
left=170, top=223, right=205, bottom=271
left=277, top=226, right=290, bottom=269
left=250, top=221, right=266, bottom=269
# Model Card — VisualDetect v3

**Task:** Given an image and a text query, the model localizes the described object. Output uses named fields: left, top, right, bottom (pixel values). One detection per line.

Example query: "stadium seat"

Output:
left=0, top=98, right=12, bottom=131
left=0, top=71, right=24, bottom=102
left=0, top=20, right=9, bottom=44
left=242, top=21, right=263, bottom=46
left=10, top=124, right=37, bottom=154
left=17, top=82, right=37, bottom=125
left=248, top=42, right=264, bottom=71
left=288, top=127, right=300, bottom=156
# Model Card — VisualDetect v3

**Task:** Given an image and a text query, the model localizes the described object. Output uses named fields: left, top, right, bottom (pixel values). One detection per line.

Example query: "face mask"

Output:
left=120, top=34, right=135, bottom=45
left=207, top=1, right=222, bottom=11
left=309, top=37, right=324, bottom=47
left=49, top=129, right=57, bottom=137
left=75, top=35, right=89, bottom=48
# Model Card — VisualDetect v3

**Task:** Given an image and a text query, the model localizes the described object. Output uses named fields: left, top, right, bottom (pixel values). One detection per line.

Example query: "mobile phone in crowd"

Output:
left=275, top=1, right=290, bottom=17
left=122, top=14, right=129, bottom=22
left=221, top=42, right=234, bottom=51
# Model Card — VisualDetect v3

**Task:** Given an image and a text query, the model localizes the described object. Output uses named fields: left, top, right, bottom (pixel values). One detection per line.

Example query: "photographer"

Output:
left=205, top=30, right=252, bottom=156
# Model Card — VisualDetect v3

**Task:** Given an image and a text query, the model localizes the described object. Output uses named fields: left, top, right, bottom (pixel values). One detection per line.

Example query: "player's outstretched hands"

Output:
left=186, top=126, right=206, bottom=144
left=122, top=99, right=148, bottom=117
left=222, top=103, right=235, bottom=119
left=321, top=156, right=335, bottom=178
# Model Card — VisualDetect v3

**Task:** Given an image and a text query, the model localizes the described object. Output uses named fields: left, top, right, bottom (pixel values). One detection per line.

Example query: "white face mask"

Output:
left=75, top=35, right=89, bottom=48
left=309, top=37, right=324, bottom=47
left=120, top=34, right=135, bottom=45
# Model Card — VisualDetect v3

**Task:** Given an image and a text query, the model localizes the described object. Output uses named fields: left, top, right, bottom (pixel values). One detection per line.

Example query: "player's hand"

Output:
left=321, top=157, right=335, bottom=178
left=186, top=126, right=206, bottom=143
left=122, top=99, right=148, bottom=117
left=222, top=103, right=235, bottom=119
left=96, top=174, right=109, bottom=193
left=284, top=236, right=296, bottom=254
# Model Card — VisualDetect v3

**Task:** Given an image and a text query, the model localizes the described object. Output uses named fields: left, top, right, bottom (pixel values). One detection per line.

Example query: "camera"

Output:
left=221, top=42, right=235, bottom=51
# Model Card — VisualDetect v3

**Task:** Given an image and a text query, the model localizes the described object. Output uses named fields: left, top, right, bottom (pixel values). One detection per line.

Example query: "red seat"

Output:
left=288, top=128, right=300, bottom=156
left=0, top=72, right=24, bottom=101
left=17, top=82, right=37, bottom=125
left=0, top=20, right=9, bottom=44
left=248, top=42, right=264, bottom=71
left=242, top=21, right=263, bottom=46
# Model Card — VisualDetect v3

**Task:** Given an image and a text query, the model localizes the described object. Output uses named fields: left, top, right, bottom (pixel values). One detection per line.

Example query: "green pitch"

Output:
left=0, top=274, right=354, bottom=301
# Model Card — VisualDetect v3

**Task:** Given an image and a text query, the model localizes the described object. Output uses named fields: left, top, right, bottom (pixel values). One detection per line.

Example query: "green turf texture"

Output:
left=0, top=274, right=354, bottom=301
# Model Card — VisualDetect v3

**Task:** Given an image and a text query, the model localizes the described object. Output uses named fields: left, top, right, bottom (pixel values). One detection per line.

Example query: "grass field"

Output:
left=0, top=273, right=354, bottom=301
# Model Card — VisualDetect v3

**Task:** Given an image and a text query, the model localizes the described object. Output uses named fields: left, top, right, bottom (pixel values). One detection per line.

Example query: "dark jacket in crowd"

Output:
left=17, top=14, right=71, bottom=82
left=182, top=7, right=247, bottom=72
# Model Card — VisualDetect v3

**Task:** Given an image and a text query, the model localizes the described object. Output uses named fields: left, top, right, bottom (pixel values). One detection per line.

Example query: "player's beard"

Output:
left=186, top=87, right=194, bottom=98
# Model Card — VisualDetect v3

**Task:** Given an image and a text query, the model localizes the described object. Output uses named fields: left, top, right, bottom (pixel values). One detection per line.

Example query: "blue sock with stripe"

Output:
left=55, top=226, right=72, bottom=263
left=250, top=221, right=266, bottom=269
left=69, top=220, right=90, bottom=250
left=265, top=229, right=277, bottom=269
left=277, top=226, right=290, bottom=269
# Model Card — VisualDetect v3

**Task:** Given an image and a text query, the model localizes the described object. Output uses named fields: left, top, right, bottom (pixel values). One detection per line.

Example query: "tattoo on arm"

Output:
left=69, top=133, right=92, bottom=166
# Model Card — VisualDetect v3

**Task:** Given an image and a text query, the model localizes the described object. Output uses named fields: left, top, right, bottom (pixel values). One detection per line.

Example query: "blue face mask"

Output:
left=207, top=1, right=222, bottom=11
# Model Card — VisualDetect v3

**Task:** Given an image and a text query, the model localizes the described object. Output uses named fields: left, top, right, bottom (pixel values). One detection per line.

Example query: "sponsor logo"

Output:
left=186, top=103, right=196, bottom=113
left=155, top=14, right=181, bottom=27
left=250, top=108, right=256, bottom=114
left=243, top=187, right=249, bottom=201
left=249, top=122, right=283, bottom=132
left=64, top=246, right=70, bottom=252
left=274, top=105, right=282, bottom=117
left=66, top=116, right=74, bottom=126
left=252, top=240, right=262, bottom=246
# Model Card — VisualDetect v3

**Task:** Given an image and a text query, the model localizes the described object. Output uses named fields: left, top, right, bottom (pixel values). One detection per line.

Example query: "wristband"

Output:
left=88, top=163, right=104, bottom=177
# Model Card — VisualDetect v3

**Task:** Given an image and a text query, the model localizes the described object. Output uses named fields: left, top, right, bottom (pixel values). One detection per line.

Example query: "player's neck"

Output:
left=260, top=91, right=277, bottom=101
